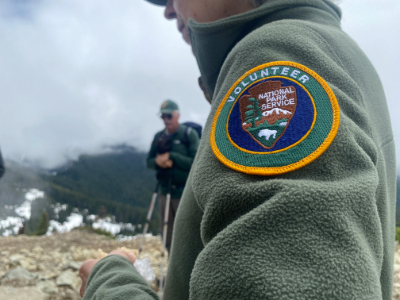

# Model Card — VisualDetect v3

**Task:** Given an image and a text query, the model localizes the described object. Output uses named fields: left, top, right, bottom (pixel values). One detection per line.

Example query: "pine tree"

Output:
left=245, top=98, right=262, bottom=128
left=36, top=211, right=49, bottom=236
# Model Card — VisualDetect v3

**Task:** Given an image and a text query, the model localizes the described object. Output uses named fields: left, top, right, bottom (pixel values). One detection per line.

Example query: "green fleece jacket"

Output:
left=147, top=124, right=199, bottom=197
left=84, top=1, right=396, bottom=299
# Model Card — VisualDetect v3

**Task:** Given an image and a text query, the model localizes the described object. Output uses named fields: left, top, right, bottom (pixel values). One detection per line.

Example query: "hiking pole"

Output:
left=138, top=180, right=160, bottom=259
left=159, top=173, right=172, bottom=298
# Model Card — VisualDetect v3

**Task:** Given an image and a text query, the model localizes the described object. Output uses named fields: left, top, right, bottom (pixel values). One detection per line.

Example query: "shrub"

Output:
left=33, top=211, right=49, bottom=236
left=396, top=227, right=400, bottom=242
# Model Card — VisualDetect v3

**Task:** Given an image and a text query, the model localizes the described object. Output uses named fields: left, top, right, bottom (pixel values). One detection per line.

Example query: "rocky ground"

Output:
left=0, top=230, right=166, bottom=300
left=2, top=231, right=400, bottom=299
left=393, top=243, right=400, bottom=299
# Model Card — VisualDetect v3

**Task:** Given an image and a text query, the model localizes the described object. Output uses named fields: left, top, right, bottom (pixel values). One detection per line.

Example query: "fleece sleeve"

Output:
left=83, top=255, right=158, bottom=300
left=187, top=23, right=390, bottom=299
left=169, top=129, right=199, bottom=170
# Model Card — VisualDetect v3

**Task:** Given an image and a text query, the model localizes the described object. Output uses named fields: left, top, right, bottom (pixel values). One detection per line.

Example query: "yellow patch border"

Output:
left=226, top=76, right=317, bottom=154
left=210, top=61, right=340, bottom=176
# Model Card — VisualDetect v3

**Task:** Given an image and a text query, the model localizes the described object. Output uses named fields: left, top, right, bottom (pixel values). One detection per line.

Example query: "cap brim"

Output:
left=146, top=0, right=167, bottom=6
left=160, top=109, right=175, bottom=114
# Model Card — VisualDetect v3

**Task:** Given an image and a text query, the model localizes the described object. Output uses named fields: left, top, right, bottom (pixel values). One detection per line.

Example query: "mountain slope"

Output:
left=0, top=161, right=47, bottom=220
left=1, top=148, right=398, bottom=235
left=1, top=145, right=159, bottom=234
left=43, top=145, right=156, bottom=209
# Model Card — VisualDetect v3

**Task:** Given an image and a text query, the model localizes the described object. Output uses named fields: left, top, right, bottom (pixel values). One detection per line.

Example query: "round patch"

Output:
left=210, top=61, right=340, bottom=175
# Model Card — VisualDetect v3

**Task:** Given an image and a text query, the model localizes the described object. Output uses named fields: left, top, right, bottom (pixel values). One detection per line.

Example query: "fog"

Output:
left=0, top=0, right=398, bottom=168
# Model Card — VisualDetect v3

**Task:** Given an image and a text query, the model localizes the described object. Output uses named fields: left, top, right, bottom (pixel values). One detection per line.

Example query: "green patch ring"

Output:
left=214, top=65, right=333, bottom=168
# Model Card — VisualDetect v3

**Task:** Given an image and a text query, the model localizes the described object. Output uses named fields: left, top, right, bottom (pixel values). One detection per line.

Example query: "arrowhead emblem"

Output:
left=239, top=81, right=297, bottom=149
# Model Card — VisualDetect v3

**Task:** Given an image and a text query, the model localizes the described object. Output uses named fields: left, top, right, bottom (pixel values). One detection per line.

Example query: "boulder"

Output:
left=19, top=258, right=37, bottom=272
left=62, top=261, right=83, bottom=271
left=36, top=280, right=58, bottom=294
left=64, top=288, right=82, bottom=300
left=41, top=270, right=60, bottom=280
left=70, top=248, right=99, bottom=261
left=32, top=246, right=44, bottom=254
left=8, top=254, right=37, bottom=271
left=51, top=251, right=63, bottom=261
left=56, top=270, right=81, bottom=293
left=9, top=254, right=25, bottom=264
left=20, top=249, right=30, bottom=256
left=3, top=267, right=36, bottom=280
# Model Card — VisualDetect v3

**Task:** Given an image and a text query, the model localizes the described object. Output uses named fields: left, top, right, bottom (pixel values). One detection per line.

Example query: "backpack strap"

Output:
left=182, top=125, right=191, bottom=148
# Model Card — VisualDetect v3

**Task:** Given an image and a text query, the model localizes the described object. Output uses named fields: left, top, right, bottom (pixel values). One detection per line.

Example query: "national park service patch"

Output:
left=210, top=61, right=340, bottom=175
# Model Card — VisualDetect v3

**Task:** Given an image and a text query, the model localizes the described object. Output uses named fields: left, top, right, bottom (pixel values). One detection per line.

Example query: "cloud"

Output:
left=0, top=0, right=398, bottom=168
left=340, top=0, right=400, bottom=166
left=0, top=0, right=208, bottom=167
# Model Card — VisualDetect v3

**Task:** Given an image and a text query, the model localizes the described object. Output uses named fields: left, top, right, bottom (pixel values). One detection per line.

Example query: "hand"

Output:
left=165, top=159, right=173, bottom=168
left=156, top=153, right=172, bottom=168
left=79, top=259, right=99, bottom=297
left=108, top=249, right=136, bottom=264
left=79, top=249, right=136, bottom=297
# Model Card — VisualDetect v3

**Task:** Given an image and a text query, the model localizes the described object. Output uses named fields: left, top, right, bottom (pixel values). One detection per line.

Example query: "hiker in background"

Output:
left=0, top=148, right=5, bottom=179
left=146, top=100, right=200, bottom=253
left=79, top=0, right=396, bottom=299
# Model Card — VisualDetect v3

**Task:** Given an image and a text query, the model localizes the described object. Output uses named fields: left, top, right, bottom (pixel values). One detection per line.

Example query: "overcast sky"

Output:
left=0, top=0, right=399, bottom=169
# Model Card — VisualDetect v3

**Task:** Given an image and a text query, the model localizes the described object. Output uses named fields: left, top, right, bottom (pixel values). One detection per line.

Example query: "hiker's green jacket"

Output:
left=0, top=150, right=5, bottom=179
left=84, top=0, right=396, bottom=299
left=147, top=124, right=199, bottom=197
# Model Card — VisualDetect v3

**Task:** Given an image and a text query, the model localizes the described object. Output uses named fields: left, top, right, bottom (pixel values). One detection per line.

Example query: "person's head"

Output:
left=149, top=0, right=340, bottom=44
left=148, top=0, right=258, bottom=44
left=159, top=100, right=180, bottom=133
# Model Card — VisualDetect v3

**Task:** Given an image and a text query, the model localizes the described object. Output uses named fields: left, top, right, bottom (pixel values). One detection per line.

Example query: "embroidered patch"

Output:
left=210, top=61, right=340, bottom=175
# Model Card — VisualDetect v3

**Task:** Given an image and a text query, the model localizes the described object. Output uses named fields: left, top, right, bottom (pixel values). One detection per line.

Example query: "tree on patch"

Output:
left=245, top=98, right=262, bottom=128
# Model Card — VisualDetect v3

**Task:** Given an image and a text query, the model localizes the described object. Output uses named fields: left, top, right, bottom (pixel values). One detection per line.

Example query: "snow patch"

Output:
left=0, top=217, right=24, bottom=236
left=1, top=188, right=137, bottom=238
left=91, top=216, right=136, bottom=236
left=46, top=212, right=136, bottom=237
left=15, top=189, right=45, bottom=219
left=262, top=108, right=292, bottom=117
left=47, top=213, right=83, bottom=235
left=50, top=203, right=68, bottom=219
left=117, top=233, right=152, bottom=242
left=87, top=214, right=96, bottom=222
left=0, top=189, right=45, bottom=236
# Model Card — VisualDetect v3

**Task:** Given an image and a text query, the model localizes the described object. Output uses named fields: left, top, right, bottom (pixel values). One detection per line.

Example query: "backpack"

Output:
left=182, top=121, right=202, bottom=147
left=182, top=122, right=202, bottom=139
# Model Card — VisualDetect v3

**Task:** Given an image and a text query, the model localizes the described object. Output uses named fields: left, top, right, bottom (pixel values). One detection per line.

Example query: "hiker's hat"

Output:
left=160, top=100, right=179, bottom=114
left=146, top=0, right=167, bottom=6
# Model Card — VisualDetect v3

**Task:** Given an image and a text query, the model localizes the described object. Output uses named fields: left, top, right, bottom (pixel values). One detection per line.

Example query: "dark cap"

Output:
left=146, top=0, right=167, bottom=6
left=160, top=100, right=179, bottom=114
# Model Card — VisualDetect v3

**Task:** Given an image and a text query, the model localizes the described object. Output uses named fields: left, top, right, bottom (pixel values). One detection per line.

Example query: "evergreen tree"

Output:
left=245, top=98, right=262, bottom=128
left=36, top=211, right=49, bottom=236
